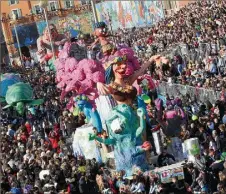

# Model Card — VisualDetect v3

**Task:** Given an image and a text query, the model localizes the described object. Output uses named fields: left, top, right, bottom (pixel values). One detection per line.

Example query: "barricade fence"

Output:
left=135, top=40, right=226, bottom=65
left=157, top=81, right=221, bottom=104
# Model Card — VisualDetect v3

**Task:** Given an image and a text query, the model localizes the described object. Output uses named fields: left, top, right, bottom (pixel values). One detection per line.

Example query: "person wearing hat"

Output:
left=77, top=33, right=86, bottom=47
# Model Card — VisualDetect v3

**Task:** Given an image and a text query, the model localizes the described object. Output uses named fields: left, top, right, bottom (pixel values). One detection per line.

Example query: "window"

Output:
left=81, top=0, right=90, bottom=5
left=65, top=0, right=74, bottom=8
left=8, top=0, right=18, bottom=5
left=11, top=9, right=22, bottom=19
left=48, top=1, right=58, bottom=11
left=33, top=5, right=42, bottom=14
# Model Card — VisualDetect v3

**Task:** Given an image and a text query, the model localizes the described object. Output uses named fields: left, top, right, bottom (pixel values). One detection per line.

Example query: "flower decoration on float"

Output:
left=104, top=55, right=127, bottom=70
left=73, top=94, right=89, bottom=102
left=141, top=94, right=151, bottom=104
left=110, top=82, right=133, bottom=93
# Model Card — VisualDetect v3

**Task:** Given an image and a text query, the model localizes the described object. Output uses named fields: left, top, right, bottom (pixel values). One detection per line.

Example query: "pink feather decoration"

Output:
left=65, top=57, right=78, bottom=72
left=79, top=79, right=94, bottom=94
left=125, top=62, right=135, bottom=76
left=55, top=43, right=143, bottom=105
left=131, top=57, right=141, bottom=70
left=92, top=71, right=105, bottom=83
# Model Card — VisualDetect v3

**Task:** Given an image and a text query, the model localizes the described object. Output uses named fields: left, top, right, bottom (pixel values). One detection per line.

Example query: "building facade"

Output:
left=0, top=0, right=84, bottom=19
left=0, top=25, right=9, bottom=64
left=0, top=0, right=192, bottom=65
left=1, top=0, right=92, bottom=65
left=163, top=0, right=195, bottom=15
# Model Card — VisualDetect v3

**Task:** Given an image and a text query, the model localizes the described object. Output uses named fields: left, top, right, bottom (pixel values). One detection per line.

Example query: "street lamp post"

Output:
left=91, top=0, right=98, bottom=23
left=160, top=0, right=165, bottom=18
left=39, top=0, right=55, bottom=60
left=12, top=13, right=23, bottom=63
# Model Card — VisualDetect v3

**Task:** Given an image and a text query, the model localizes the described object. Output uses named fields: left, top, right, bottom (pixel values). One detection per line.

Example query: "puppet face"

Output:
left=74, top=95, right=88, bottom=111
left=16, top=102, right=25, bottom=115
left=112, top=55, right=128, bottom=79
left=113, top=62, right=127, bottom=79
left=94, top=27, right=107, bottom=37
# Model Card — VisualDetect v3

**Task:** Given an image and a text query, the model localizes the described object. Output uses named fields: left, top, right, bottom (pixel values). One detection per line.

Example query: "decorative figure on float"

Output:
left=74, top=95, right=103, bottom=133
left=89, top=106, right=149, bottom=176
left=36, top=24, right=68, bottom=69
left=2, top=82, right=43, bottom=115
left=154, top=97, right=185, bottom=161
left=89, top=53, right=160, bottom=176
left=89, top=22, right=116, bottom=56
left=54, top=21, right=160, bottom=172
left=0, top=73, right=21, bottom=102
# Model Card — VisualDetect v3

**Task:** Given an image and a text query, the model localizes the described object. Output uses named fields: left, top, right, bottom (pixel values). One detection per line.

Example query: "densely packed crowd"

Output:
left=1, top=67, right=225, bottom=194
left=115, top=1, right=226, bottom=92
left=0, top=1, right=226, bottom=194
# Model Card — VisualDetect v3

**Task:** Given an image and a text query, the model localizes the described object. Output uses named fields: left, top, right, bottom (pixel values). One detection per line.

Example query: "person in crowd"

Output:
left=170, top=177, right=187, bottom=194
left=187, top=163, right=200, bottom=192
left=157, top=148, right=176, bottom=167
left=1, top=1, right=226, bottom=194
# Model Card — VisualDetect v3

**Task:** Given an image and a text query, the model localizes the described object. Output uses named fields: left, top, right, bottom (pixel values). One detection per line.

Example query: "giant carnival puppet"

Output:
left=55, top=22, right=161, bottom=177
left=0, top=73, right=43, bottom=115
left=89, top=22, right=116, bottom=57
left=89, top=53, right=160, bottom=176
left=37, top=24, right=68, bottom=70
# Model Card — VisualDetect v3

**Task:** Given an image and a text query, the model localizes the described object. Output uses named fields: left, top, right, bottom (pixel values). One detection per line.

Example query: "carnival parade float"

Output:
left=51, top=22, right=163, bottom=176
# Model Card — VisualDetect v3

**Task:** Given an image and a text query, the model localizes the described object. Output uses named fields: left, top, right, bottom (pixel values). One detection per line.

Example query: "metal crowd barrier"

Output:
left=157, top=81, right=221, bottom=104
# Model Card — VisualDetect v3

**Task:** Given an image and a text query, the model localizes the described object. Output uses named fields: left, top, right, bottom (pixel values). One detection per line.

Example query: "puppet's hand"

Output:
left=149, top=55, right=161, bottom=63
left=88, top=133, right=96, bottom=141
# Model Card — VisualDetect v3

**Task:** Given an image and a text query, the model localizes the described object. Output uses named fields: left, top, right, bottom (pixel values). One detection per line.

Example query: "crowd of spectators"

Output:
left=0, top=1, right=226, bottom=194
left=115, top=1, right=226, bottom=92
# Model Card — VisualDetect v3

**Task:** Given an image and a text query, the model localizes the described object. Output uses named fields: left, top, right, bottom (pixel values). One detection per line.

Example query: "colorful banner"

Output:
left=95, top=1, right=164, bottom=30
left=153, top=162, right=185, bottom=183
left=160, top=167, right=184, bottom=183
left=36, top=12, right=93, bottom=37
left=12, top=23, right=39, bottom=48
left=11, top=12, right=93, bottom=49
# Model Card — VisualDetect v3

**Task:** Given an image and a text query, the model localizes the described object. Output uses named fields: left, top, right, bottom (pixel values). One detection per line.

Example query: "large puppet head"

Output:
left=104, top=51, right=128, bottom=84
left=94, top=22, right=108, bottom=38
left=16, top=102, right=25, bottom=115
left=74, top=95, right=89, bottom=111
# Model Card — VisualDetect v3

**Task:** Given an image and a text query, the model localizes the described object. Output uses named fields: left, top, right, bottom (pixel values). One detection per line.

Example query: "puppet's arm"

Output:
left=89, top=134, right=115, bottom=145
left=128, top=55, right=161, bottom=84
left=89, top=38, right=100, bottom=49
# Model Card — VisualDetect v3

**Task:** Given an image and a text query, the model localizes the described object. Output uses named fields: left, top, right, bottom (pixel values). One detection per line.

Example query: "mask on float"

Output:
left=94, top=22, right=108, bottom=37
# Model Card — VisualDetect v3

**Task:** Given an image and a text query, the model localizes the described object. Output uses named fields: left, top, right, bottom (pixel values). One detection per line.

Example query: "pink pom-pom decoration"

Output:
left=92, top=71, right=105, bottom=83
left=65, top=57, right=78, bottom=72
left=55, top=43, right=144, bottom=105
left=55, top=43, right=105, bottom=101
left=125, top=62, right=135, bottom=76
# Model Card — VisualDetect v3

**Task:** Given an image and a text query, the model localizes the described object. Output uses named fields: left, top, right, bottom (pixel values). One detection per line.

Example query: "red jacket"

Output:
left=49, top=137, right=58, bottom=149
left=147, top=36, right=154, bottom=45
